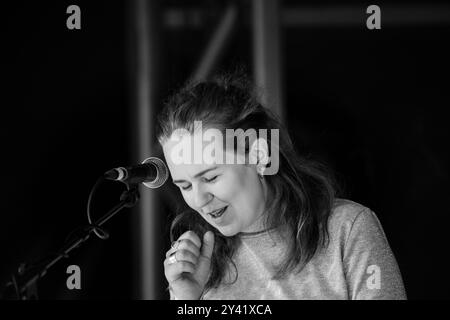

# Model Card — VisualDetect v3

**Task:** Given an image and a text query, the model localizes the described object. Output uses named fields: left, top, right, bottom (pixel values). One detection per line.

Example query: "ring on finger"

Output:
left=168, top=252, right=178, bottom=265
left=171, top=240, right=180, bottom=250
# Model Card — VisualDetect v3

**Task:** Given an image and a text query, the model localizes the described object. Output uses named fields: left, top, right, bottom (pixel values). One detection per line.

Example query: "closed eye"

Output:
left=174, top=175, right=219, bottom=190
left=181, top=184, right=192, bottom=191
left=204, top=175, right=219, bottom=183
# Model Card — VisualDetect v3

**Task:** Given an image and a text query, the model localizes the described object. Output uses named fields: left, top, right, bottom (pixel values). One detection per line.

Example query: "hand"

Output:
left=164, top=230, right=215, bottom=300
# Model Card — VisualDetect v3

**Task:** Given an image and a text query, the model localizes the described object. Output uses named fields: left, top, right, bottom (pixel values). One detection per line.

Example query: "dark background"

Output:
left=1, top=0, right=449, bottom=299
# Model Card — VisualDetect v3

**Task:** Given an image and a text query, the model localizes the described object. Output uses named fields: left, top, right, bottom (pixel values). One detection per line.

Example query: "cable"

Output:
left=1, top=175, right=120, bottom=300
left=86, top=176, right=110, bottom=240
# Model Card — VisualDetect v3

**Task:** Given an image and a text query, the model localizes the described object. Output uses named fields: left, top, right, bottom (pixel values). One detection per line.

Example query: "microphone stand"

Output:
left=2, top=185, right=140, bottom=300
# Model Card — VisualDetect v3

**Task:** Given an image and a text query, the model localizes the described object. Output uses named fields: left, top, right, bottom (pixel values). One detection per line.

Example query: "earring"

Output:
left=257, top=167, right=265, bottom=179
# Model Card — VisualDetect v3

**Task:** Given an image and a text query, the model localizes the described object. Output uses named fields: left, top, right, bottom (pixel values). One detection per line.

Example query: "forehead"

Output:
left=162, top=131, right=226, bottom=179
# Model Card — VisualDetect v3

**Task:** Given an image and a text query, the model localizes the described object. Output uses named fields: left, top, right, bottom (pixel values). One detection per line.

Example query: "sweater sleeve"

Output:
left=342, top=208, right=407, bottom=300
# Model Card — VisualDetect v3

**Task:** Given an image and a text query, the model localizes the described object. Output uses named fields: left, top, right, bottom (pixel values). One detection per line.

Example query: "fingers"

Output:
left=179, top=230, right=202, bottom=247
left=166, top=238, right=200, bottom=259
left=164, top=230, right=214, bottom=284
left=164, top=260, right=196, bottom=283
left=165, top=248, right=199, bottom=265
left=164, top=231, right=202, bottom=283
left=200, top=231, right=215, bottom=260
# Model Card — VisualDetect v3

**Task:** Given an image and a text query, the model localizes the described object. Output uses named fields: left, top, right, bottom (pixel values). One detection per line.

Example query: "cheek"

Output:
left=215, top=172, right=245, bottom=199
left=220, top=169, right=261, bottom=203
left=235, top=172, right=264, bottom=209
left=180, top=191, right=195, bottom=210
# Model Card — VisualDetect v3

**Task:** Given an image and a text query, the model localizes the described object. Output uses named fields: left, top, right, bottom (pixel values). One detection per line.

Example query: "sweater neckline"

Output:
left=237, top=226, right=280, bottom=239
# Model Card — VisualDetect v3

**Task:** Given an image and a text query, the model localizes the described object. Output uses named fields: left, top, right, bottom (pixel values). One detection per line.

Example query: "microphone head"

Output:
left=141, top=157, right=169, bottom=189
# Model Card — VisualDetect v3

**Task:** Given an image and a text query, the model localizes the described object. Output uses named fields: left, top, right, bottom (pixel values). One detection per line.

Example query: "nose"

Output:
left=192, top=184, right=213, bottom=209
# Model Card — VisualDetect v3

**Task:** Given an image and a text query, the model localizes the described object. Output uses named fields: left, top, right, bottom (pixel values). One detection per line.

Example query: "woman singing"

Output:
left=158, top=72, right=406, bottom=300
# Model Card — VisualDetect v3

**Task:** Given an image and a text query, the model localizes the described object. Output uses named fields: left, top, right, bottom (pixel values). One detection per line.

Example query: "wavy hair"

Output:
left=157, top=71, right=338, bottom=292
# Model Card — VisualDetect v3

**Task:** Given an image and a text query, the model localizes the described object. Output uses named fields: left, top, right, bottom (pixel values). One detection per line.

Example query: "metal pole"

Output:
left=192, top=4, right=237, bottom=82
left=128, top=0, right=161, bottom=299
left=252, top=0, right=285, bottom=122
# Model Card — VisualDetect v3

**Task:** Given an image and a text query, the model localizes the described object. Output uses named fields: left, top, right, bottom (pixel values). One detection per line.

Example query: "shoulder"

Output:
left=326, top=198, right=385, bottom=248
left=329, top=198, right=372, bottom=228
left=324, top=199, right=406, bottom=299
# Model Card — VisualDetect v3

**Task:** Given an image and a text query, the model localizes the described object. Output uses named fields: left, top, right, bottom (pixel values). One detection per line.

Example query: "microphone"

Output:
left=104, top=157, right=169, bottom=188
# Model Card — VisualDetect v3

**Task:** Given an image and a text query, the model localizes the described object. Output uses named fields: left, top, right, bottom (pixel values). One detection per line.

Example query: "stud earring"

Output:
left=257, top=167, right=265, bottom=179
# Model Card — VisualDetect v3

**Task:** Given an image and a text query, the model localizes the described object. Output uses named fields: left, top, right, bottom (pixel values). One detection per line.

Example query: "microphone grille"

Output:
left=141, top=157, right=169, bottom=189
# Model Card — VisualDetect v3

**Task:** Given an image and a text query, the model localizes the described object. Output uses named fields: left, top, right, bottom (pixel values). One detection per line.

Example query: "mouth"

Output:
left=207, top=206, right=228, bottom=219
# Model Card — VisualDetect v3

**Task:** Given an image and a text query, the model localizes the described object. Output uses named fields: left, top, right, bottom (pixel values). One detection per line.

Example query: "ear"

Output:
left=249, top=138, right=269, bottom=175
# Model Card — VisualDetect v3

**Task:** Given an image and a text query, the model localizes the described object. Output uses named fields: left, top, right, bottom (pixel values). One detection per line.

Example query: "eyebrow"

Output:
left=172, top=166, right=218, bottom=184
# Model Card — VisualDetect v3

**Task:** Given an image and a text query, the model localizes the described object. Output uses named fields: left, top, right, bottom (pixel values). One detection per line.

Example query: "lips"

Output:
left=208, top=206, right=228, bottom=219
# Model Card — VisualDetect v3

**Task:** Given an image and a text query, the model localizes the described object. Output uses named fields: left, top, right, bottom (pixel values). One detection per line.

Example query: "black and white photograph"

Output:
left=1, top=0, right=449, bottom=306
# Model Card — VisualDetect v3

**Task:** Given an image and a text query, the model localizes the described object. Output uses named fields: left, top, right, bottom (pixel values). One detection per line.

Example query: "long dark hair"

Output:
left=157, top=71, right=338, bottom=292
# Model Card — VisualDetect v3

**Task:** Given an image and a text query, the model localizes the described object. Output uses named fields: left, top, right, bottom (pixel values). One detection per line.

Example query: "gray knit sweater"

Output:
left=202, top=199, right=406, bottom=300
